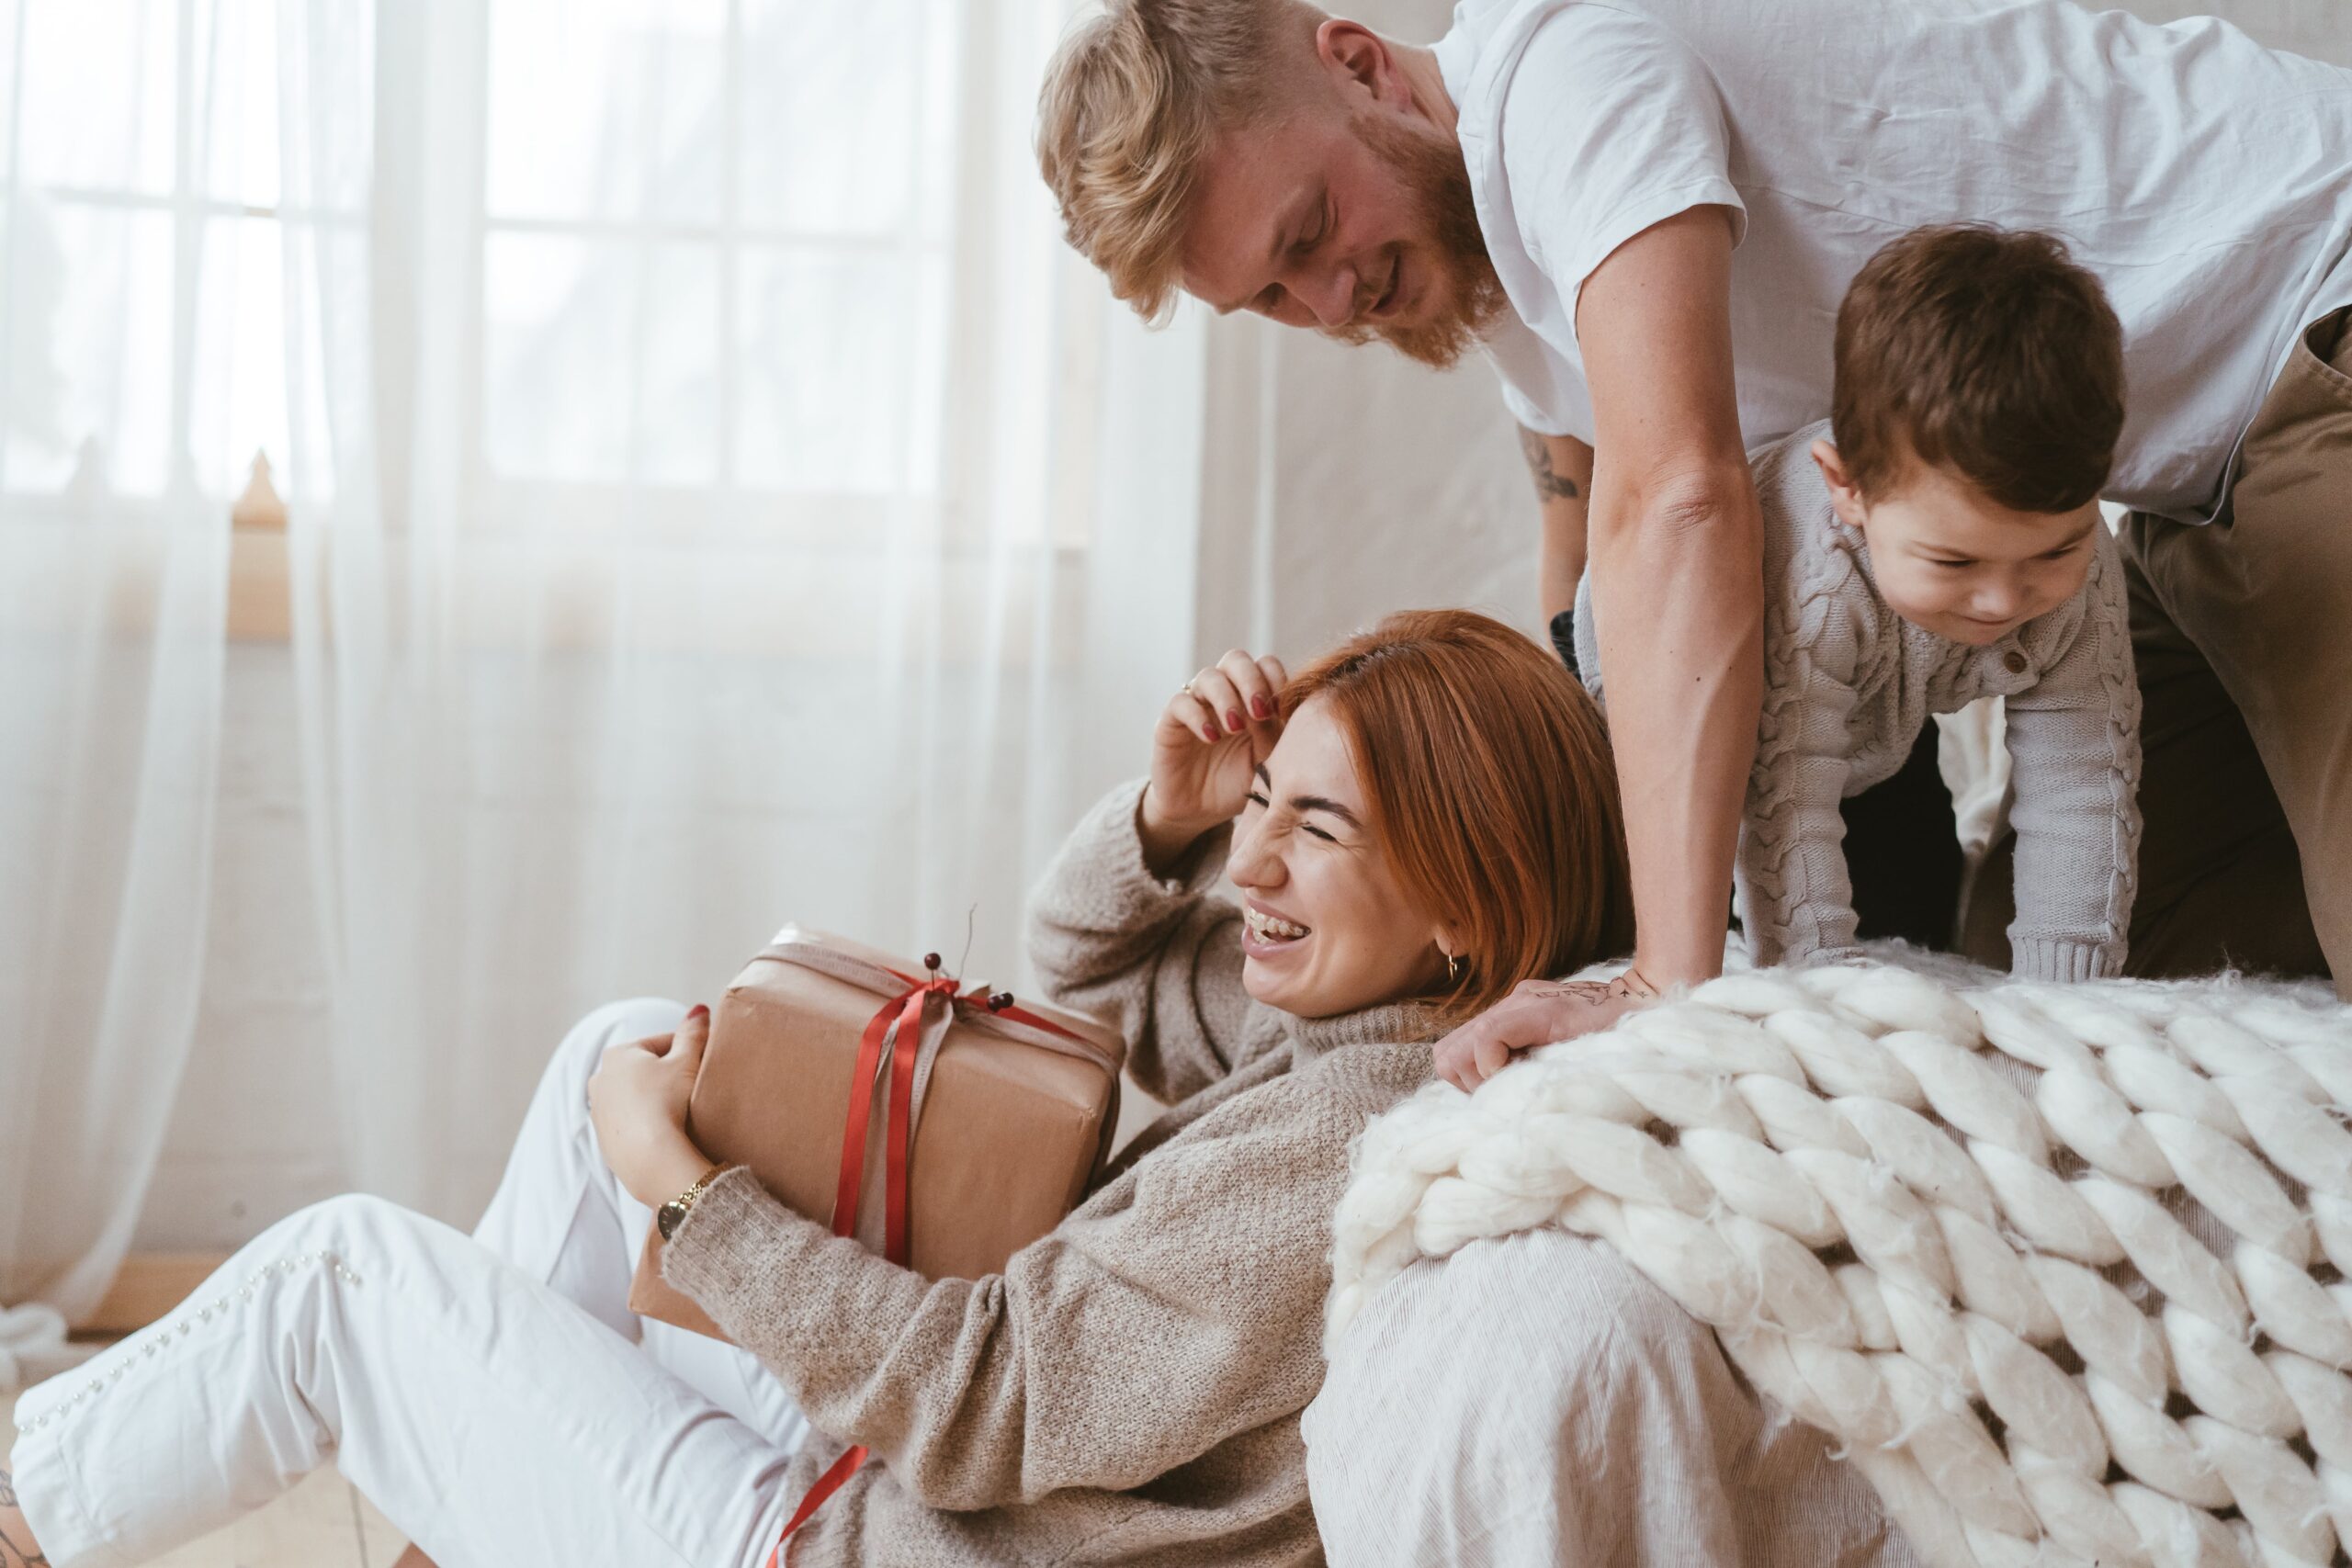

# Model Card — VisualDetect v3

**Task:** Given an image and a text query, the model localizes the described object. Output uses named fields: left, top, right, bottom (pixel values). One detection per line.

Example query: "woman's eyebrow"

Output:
left=1252, top=766, right=1363, bottom=830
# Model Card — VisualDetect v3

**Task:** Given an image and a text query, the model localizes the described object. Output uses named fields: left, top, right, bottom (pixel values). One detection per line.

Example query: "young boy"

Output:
left=1575, top=224, right=2139, bottom=981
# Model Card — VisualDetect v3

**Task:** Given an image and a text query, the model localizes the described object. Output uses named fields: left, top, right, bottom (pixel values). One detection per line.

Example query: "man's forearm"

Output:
left=1520, top=426, right=1595, bottom=636
left=1589, top=470, right=1763, bottom=985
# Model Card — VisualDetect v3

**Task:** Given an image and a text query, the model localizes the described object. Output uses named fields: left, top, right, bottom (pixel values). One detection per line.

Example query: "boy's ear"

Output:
left=1810, top=438, right=1871, bottom=531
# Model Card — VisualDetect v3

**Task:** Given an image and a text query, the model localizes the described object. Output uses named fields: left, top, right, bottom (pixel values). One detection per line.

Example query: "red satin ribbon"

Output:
left=764, top=966, right=1091, bottom=1567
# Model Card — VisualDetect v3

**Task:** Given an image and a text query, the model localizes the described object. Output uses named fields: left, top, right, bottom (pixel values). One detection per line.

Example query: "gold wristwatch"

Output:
left=656, top=1162, right=731, bottom=1242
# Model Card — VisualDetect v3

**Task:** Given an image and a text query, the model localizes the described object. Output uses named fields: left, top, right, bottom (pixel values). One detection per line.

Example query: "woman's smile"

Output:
left=1241, top=897, right=1314, bottom=958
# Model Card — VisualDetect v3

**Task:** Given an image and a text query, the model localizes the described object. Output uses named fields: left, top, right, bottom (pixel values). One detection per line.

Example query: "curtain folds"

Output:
left=2, top=0, right=1204, bottom=1345
left=277, top=0, right=1201, bottom=1224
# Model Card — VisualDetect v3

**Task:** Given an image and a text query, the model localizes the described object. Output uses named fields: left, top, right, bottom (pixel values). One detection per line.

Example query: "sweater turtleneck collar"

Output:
left=1282, top=997, right=1450, bottom=1062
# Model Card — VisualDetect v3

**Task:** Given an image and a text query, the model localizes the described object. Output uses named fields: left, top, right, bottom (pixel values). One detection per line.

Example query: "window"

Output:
left=478, top=0, right=956, bottom=505
left=1, top=0, right=344, bottom=503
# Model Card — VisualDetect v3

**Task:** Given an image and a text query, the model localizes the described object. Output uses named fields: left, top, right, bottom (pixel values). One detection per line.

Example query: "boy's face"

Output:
left=1810, top=439, right=2101, bottom=648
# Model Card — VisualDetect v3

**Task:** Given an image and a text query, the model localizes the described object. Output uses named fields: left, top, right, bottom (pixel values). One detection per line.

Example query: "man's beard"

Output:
left=1329, top=111, right=1506, bottom=370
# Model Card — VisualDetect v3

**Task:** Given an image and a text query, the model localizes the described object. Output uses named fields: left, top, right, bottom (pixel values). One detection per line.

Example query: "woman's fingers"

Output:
left=1187, top=666, right=1249, bottom=737
left=1219, top=648, right=1280, bottom=725
left=669, top=1004, right=709, bottom=1068
left=1166, top=688, right=1221, bottom=745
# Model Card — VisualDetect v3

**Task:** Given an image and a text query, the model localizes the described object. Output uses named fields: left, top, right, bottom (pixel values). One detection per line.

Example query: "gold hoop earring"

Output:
left=1445, top=952, right=1461, bottom=984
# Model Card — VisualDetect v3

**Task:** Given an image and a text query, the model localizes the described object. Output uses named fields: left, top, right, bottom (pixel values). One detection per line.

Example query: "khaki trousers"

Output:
left=1968, top=308, right=2352, bottom=993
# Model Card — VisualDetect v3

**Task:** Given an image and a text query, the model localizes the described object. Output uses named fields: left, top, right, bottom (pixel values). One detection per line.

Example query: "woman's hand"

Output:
left=1138, top=648, right=1288, bottom=873
left=1431, top=970, right=1660, bottom=1093
left=589, top=1005, right=721, bottom=1210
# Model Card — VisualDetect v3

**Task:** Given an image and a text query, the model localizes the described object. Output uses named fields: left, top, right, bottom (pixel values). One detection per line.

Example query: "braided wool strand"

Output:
left=1328, top=964, right=2352, bottom=1568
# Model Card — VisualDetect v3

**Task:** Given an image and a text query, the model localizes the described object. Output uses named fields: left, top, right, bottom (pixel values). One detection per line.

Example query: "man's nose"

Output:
left=1289, top=259, right=1362, bottom=330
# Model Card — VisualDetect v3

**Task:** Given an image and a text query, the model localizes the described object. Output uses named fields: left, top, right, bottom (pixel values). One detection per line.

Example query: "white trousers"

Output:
left=10, top=999, right=811, bottom=1568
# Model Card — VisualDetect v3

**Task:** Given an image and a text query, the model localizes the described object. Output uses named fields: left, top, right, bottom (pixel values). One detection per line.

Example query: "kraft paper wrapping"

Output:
left=628, top=926, right=1127, bottom=1339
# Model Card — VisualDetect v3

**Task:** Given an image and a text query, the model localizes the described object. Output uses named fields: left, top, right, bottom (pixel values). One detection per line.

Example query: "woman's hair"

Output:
left=1279, top=608, right=1634, bottom=1020
left=1034, top=0, right=1323, bottom=321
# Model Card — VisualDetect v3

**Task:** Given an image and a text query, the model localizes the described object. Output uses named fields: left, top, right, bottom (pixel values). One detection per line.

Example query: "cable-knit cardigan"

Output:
left=1576, top=421, right=2141, bottom=982
left=660, top=777, right=1443, bottom=1566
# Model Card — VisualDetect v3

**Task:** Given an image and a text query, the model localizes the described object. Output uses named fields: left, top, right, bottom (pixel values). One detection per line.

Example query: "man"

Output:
left=1036, top=0, right=2347, bottom=1068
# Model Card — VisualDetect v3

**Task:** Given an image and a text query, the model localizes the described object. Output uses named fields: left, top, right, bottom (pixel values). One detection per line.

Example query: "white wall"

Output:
left=139, top=0, right=2352, bottom=1253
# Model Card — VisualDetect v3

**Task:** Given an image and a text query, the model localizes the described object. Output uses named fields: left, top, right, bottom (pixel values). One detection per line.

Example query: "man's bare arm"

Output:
left=1577, top=206, right=1763, bottom=987
left=1519, top=426, right=1594, bottom=633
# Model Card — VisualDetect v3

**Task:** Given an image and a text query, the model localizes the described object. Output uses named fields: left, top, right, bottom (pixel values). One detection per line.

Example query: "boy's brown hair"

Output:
left=1832, top=224, right=2124, bottom=513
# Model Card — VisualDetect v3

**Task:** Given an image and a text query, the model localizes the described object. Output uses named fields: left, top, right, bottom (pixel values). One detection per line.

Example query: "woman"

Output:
left=3, top=609, right=1630, bottom=1568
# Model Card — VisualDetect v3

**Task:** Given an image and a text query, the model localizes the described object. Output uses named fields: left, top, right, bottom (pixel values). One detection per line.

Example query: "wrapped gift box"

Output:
left=629, top=925, right=1127, bottom=1339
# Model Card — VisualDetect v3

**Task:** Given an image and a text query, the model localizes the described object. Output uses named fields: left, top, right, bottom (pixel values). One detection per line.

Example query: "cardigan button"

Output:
left=2002, top=650, right=2029, bottom=675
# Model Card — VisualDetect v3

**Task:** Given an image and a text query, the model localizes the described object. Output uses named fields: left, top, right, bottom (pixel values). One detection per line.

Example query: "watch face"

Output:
left=657, top=1201, right=684, bottom=1242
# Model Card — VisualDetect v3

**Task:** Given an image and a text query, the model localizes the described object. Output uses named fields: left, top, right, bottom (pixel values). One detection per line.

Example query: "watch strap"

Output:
left=656, top=1161, right=731, bottom=1242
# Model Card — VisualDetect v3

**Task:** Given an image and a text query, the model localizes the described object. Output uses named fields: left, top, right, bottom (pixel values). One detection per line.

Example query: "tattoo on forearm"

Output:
left=0, top=1468, right=48, bottom=1566
left=1518, top=427, right=1580, bottom=502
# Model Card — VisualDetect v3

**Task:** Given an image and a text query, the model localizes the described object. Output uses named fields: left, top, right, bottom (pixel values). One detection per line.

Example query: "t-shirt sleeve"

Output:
left=1496, top=2, right=1747, bottom=333
left=1497, top=370, right=1573, bottom=436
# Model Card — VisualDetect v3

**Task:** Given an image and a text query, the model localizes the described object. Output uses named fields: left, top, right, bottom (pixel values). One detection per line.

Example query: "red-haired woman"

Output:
left=6, top=611, right=1630, bottom=1568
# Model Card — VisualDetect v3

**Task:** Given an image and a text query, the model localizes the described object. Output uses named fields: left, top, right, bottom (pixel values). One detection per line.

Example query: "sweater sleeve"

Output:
left=1734, top=446, right=1872, bottom=970
left=2000, top=526, right=2142, bottom=981
left=1022, top=777, right=1258, bottom=1103
left=659, top=1070, right=1367, bottom=1511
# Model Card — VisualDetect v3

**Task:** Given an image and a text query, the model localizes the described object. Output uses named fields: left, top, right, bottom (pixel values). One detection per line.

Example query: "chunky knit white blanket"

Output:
left=1327, top=962, right=2352, bottom=1568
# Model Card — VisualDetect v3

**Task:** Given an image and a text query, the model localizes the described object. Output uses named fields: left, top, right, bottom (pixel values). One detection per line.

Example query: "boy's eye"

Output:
left=1929, top=558, right=1976, bottom=570
left=1244, top=789, right=1268, bottom=808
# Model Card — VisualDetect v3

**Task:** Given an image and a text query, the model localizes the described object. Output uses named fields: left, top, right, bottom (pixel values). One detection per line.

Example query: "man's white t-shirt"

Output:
left=1436, top=0, right=2352, bottom=519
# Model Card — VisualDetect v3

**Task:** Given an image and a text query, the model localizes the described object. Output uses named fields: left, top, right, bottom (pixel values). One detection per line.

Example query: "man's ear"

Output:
left=1315, top=19, right=1409, bottom=107
left=1810, top=437, right=1871, bottom=532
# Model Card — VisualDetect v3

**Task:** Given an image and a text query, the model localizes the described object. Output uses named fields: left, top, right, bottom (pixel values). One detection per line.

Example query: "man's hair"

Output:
left=1280, top=609, right=1634, bottom=1022
left=1035, top=0, right=1322, bottom=321
left=1832, top=224, right=2125, bottom=512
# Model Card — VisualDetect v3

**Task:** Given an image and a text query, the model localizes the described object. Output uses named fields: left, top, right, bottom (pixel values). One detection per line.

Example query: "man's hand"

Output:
left=1431, top=970, right=1660, bottom=1092
left=589, top=1005, right=719, bottom=1209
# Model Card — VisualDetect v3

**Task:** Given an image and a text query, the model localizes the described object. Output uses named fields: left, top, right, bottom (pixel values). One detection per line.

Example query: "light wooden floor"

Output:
left=5, top=1388, right=406, bottom=1567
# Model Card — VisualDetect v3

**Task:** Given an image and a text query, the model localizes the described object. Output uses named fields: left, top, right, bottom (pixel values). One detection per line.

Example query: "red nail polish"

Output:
left=687, top=1004, right=709, bottom=1022
left=1250, top=695, right=1272, bottom=719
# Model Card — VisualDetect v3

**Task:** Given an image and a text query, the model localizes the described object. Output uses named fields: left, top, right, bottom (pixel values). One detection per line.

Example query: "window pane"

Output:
left=198, top=0, right=280, bottom=209
left=3, top=201, right=175, bottom=494
left=190, top=216, right=288, bottom=497
left=736, top=245, right=944, bottom=495
left=737, top=0, right=956, bottom=238
left=487, top=0, right=726, bottom=226
left=22, top=0, right=178, bottom=195
left=484, top=232, right=719, bottom=485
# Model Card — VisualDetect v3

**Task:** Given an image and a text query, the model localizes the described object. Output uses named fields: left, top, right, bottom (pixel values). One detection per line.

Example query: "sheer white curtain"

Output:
left=0, top=0, right=260, bottom=1373
left=277, top=1, right=1202, bottom=1224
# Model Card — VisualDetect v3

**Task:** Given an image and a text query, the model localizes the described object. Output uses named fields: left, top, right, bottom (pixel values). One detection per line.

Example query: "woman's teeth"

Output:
left=1245, top=906, right=1310, bottom=942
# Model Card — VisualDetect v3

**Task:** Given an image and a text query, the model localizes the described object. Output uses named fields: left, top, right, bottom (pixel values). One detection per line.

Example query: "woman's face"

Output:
left=1228, top=696, right=1454, bottom=1018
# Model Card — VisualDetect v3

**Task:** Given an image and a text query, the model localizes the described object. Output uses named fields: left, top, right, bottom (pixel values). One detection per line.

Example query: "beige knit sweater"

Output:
left=662, top=777, right=1443, bottom=1566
